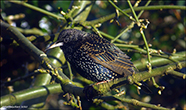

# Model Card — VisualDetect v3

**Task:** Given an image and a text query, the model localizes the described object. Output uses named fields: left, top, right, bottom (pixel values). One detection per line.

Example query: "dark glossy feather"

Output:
left=53, top=29, right=135, bottom=82
left=82, top=34, right=135, bottom=77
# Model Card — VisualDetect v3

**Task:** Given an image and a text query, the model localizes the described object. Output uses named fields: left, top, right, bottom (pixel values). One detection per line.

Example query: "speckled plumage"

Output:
left=54, top=29, right=135, bottom=82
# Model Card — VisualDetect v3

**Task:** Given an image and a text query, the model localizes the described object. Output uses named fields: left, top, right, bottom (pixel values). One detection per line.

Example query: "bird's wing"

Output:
left=82, top=36, right=135, bottom=77
left=91, top=46, right=135, bottom=77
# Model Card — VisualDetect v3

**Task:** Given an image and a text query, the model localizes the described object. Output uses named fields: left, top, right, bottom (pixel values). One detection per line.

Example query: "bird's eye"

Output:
left=64, top=37, right=69, bottom=43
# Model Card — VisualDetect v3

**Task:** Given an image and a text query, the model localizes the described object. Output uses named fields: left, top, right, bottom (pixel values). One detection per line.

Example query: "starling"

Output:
left=47, top=29, right=135, bottom=82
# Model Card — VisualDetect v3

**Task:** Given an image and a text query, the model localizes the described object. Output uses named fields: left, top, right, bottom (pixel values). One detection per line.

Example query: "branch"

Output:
left=1, top=1, right=93, bottom=108
left=1, top=61, right=185, bottom=107
left=0, top=21, right=68, bottom=79
left=0, top=20, right=68, bottom=107
left=98, top=95, right=170, bottom=110
left=16, top=27, right=45, bottom=36
left=133, top=51, right=185, bottom=70
left=9, top=1, right=66, bottom=22
left=83, top=61, right=185, bottom=98
left=0, top=84, right=63, bottom=107
left=82, top=5, right=186, bottom=26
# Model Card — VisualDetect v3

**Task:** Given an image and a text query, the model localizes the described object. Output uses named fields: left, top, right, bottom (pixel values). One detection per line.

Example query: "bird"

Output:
left=47, top=29, right=136, bottom=82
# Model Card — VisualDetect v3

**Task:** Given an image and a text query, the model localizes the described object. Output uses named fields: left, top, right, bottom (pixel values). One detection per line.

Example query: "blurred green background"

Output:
left=1, top=0, right=185, bottom=109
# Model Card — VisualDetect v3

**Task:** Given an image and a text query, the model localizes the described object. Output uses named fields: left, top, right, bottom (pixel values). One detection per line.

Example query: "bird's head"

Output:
left=46, top=29, right=88, bottom=52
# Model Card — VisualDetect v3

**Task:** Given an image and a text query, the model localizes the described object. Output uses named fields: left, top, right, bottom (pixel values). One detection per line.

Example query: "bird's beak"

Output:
left=45, top=42, right=63, bottom=51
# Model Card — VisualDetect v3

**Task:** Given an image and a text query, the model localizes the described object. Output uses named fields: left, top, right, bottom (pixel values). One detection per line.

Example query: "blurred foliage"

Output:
left=1, top=0, right=185, bottom=109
